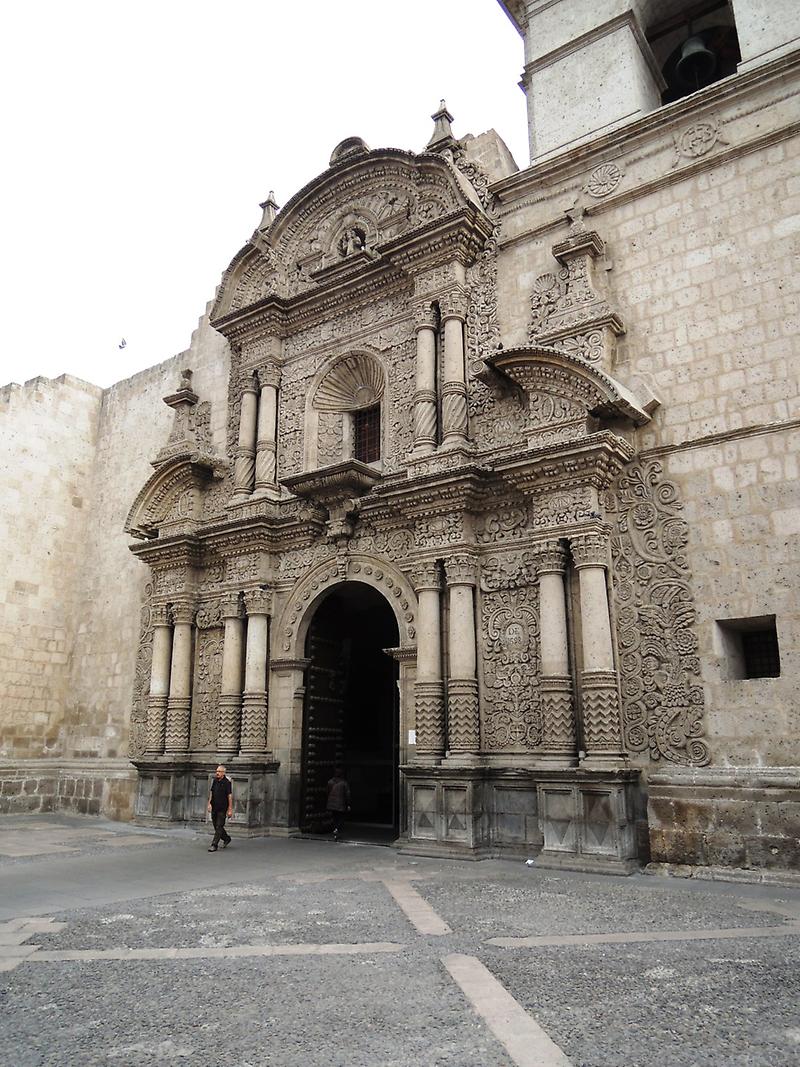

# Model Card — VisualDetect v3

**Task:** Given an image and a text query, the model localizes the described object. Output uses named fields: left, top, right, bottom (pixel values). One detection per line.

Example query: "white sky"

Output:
left=1, top=0, right=526, bottom=390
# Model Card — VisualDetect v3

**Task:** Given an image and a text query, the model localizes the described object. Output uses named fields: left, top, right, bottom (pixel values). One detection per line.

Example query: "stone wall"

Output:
left=0, top=374, right=102, bottom=759
left=0, top=308, right=230, bottom=819
left=494, top=87, right=800, bottom=774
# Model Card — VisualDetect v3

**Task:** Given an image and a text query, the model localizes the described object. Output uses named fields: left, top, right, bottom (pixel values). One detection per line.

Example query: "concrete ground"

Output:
left=1, top=815, right=799, bottom=1067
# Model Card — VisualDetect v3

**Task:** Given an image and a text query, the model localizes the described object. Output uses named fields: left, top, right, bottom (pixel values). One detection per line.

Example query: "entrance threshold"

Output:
left=299, top=823, right=398, bottom=847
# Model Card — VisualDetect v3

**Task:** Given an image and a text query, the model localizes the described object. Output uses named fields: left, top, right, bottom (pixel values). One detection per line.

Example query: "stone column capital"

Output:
left=411, top=559, right=441, bottom=592
left=412, top=302, right=438, bottom=333
left=220, top=594, right=244, bottom=620
left=535, top=540, right=568, bottom=576
left=169, top=601, right=196, bottom=626
left=239, top=371, right=260, bottom=396
left=438, top=288, right=468, bottom=323
left=244, top=587, right=273, bottom=616
left=444, top=554, right=478, bottom=586
left=257, top=362, right=281, bottom=390
left=570, top=531, right=609, bottom=569
left=151, top=604, right=172, bottom=627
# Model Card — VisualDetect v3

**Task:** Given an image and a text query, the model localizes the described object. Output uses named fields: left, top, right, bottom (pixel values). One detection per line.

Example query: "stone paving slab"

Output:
left=1, top=814, right=800, bottom=1067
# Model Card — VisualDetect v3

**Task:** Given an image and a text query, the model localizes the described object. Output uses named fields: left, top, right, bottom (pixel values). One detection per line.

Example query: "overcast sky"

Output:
left=1, top=0, right=526, bottom=390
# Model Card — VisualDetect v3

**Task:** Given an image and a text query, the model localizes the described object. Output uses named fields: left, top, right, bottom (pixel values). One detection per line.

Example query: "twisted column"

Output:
left=232, top=373, right=258, bottom=500
left=439, top=290, right=469, bottom=450
left=240, top=587, right=272, bottom=755
left=412, top=561, right=445, bottom=761
left=535, top=542, right=577, bottom=764
left=217, top=595, right=244, bottom=755
left=254, top=363, right=280, bottom=495
left=164, top=602, right=195, bottom=754
left=444, top=554, right=480, bottom=756
left=411, top=303, right=438, bottom=457
left=570, top=531, right=626, bottom=765
left=145, top=605, right=173, bottom=754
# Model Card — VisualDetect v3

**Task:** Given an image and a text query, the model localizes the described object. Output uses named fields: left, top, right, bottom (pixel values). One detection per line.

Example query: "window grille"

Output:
left=354, top=405, right=380, bottom=464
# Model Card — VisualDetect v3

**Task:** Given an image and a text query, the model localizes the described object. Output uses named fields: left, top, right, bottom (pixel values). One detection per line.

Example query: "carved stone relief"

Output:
left=191, top=628, right=224, bottom=750
left=129, top=581, right=154, bottom=759
left=605, top=460, right=710, bottom=766
left=480, top=556, right=543, bottom=751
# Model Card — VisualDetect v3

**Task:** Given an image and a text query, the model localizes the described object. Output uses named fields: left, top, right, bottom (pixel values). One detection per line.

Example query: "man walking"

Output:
left=207, top=765, right=233, bottom=852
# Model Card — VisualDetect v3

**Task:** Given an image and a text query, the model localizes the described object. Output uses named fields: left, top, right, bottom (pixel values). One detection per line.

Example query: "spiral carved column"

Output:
left=240, top=587, right=272, bottom=755
left=217, top=595, right=244, bottom=755
left=254, top=363, right=280, bottom=496
left=412, top=561, right=445, bottom=762
left=535, top=541, right=577, bottom=765
left=570, top=531, right=626, bottom=766
left=145, top=605, right=173, bottom=755
left=232, top=374, right=258, bottom=500
left=411, top=303, right=438, bottom=457
left=440, top=290, right=469, bottom=450
left=164, top=602, right=195, bottom=754
left=444, top=554, right=480, bottom=757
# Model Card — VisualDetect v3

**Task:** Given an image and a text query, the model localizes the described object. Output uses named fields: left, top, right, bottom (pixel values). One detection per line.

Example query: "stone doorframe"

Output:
left=268, top=555, right=418, bottom=835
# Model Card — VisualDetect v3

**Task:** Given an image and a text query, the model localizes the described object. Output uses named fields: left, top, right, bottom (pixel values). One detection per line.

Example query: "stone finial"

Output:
left=258, top=191, right=279, bottom=231
left=426, top=100, right=457, bottom=152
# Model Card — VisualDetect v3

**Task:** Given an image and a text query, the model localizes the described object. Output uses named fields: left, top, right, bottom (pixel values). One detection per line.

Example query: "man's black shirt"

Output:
left=210, top=776, right=232, bottom=812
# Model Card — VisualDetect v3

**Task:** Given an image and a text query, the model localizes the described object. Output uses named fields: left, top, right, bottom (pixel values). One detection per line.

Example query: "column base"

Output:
left=535, top=752, right=579, bottom=768
left=579, top=754, right=629, bottom=770
left=442, top=752, right=482, bottom=767
left=251, top=485, right=282, bottom=501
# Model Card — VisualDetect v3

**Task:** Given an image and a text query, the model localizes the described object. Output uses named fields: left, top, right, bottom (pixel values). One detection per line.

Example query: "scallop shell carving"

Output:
left=314, top=353, right=385, bottom=412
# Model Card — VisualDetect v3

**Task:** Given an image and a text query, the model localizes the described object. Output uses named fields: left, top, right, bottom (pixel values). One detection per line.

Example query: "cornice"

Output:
left=491, top=431, right=634, bottom=495
left=129, top=534, right=202, bottom=568
left=493, top=48, right=800, bottom=205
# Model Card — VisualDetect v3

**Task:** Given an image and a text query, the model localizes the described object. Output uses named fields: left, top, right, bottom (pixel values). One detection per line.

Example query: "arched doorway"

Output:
left=300, top=581, right=400, bottom=839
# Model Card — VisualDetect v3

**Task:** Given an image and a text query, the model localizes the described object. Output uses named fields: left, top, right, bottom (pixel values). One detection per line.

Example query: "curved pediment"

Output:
left=125, top=455, right=219, bottom=540
left=489, top=346, right=652, bottom=429
left=211, top=147, right=488, bottom=321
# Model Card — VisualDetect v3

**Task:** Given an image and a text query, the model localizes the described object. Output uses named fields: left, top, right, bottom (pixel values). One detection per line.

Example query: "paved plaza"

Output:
left=1, top=815, right=799, bottom=1066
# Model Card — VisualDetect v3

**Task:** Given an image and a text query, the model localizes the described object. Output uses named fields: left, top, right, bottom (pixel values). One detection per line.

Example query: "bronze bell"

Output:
left=676, top=35, right=717, bottom=90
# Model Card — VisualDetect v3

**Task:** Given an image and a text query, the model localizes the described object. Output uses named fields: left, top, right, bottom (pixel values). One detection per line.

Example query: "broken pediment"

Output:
left=210, top=147, right=491, bottom=322
left=488, top=346, right=651, bottom=450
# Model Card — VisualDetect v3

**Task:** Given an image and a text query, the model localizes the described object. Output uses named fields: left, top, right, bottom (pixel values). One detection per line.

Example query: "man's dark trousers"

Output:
left=211, top=810, right=231, bottom=847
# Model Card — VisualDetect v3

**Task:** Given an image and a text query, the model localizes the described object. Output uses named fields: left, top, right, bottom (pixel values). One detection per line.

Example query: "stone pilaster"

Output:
left=535, top=542, right=577, bottom=764
left=411, top=560, right=445, bottom=761
left=439, top=290, right=469, bottom=450
left=217, top=594, right=244, bottom=755
left=164, top=601, right=195, bottom=754
left=444, top=554, right=480, bottom=756
left=411, top=303, right=438, bottom=457
left=254, top=363, right=280, bottom=496
left=145, top=605, right=173, bottom=755
left=232, top=374, right=259, bottom=500
left=240, top=587, right=272, bottom=755
left=570, top=531, right=625, bottom=766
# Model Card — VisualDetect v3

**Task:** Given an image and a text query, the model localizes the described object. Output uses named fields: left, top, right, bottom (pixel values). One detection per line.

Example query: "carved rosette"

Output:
left=414, top=681, right=446, bottom=758
left=581, top=670, right=624, bottom=753
left=606, top=460, right=710, bottom=766
left=447, top=679, right=480, bottom=753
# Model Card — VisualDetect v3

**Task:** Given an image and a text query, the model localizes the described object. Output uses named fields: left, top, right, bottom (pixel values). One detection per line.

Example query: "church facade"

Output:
left=2, top=0, right=799, bottom=879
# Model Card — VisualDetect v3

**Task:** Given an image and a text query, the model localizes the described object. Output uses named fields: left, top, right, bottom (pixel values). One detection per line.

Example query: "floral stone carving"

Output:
left=606, top=460, right=710, bottom=766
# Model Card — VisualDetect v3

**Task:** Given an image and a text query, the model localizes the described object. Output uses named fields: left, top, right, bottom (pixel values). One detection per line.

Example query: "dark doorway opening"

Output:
left=301, top=582, right=399, bottom=840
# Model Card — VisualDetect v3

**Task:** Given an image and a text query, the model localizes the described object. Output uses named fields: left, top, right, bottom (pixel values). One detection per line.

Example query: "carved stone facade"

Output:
left=2, top=2, right=799, bottom=879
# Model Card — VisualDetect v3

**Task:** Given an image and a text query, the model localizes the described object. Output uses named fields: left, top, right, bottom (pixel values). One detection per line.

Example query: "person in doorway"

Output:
left=326, top=768, right=351, bottom=841
left=207, top=765, right=233, bottom=852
